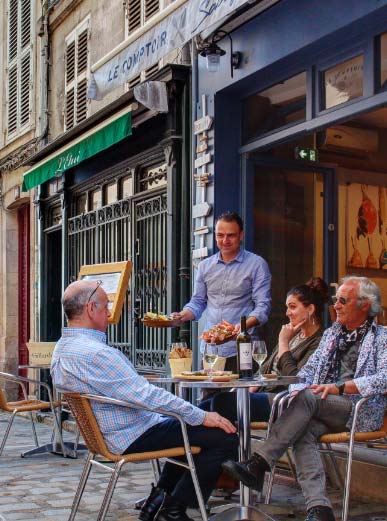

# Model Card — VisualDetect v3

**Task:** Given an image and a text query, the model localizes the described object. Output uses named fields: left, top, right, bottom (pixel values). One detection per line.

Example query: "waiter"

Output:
left=172, top=211, right=271, bottom=372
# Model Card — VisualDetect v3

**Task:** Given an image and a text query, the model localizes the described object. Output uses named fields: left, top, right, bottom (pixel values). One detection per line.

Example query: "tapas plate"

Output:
left=176, top=373, right=239, bottom=381
left=142, top=319, right=179, bottom=328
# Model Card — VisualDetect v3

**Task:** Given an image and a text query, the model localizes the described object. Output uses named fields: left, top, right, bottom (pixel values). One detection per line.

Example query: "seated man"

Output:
left=223, top=276, right=387, bottom=521
left=51, top=280, right=238, bottom=521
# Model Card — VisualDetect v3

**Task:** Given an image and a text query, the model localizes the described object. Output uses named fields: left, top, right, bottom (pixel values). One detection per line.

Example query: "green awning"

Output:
left=22, top=111, right=132, bottom=191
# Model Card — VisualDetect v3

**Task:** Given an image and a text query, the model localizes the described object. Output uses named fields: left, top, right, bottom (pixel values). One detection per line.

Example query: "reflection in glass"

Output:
left=106, top=182, right=117, bottom=205
left=122, top=176, right=133, bottom=199
left=250, top=165, right=323, bottom=349
left=243, top=72, right=306, bottom=142
left=324, top=55, right=363, bottom=109
left=91, top=189, right=102, bottom=210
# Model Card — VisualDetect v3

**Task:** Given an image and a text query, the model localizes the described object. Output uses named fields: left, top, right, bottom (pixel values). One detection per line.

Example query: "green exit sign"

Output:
left=295, top=147, right=318, bottom=161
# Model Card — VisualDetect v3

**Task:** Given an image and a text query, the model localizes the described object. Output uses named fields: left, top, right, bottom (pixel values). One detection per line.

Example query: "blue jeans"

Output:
left=255, top=389, right=352, bottom=510
left=124, top=418, right=238, bottom=507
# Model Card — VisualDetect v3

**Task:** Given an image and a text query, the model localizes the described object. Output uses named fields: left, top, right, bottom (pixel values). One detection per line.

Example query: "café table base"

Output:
left=21, top=441, right=87, bottom=459
left=210, top=505, right=277, bottom=520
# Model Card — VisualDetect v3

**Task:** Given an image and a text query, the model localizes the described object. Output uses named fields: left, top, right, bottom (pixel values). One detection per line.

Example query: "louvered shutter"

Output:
left=64, top=19, right=89, bottom=130
left=127, top=0, right=141, bottom=33
left=6, top=0, right=32, bottom=138
left=145, top=0, right=159, bottom=22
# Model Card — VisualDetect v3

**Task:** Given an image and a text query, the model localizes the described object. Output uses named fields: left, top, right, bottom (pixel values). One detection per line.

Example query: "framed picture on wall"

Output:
left=347, top=183, right=387, bottom=270
left=78, top=261, right=132, bottom=324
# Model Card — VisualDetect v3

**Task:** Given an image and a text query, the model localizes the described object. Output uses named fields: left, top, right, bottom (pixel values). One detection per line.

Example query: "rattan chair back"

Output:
left=64, top=393, right=119, bottom=461
left=0, top=389, right=8, bottom=411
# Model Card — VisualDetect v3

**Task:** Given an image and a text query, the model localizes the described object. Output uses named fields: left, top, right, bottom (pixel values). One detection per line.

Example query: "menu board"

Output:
left=78, top=261, right=132, bottom=324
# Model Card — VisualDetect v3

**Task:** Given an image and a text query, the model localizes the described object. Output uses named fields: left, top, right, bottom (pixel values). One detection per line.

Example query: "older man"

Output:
left=51, top=280, right=238, bottom=521
left=223, top=276, right=387, bottom=521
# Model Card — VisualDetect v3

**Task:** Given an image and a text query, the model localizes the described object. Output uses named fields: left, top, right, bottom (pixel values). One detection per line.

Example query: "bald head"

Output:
left=63, top=280, right=103, bottom=321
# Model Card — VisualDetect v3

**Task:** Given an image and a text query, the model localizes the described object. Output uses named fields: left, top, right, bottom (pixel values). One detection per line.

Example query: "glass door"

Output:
left=243, top=155, right=337, bottom=348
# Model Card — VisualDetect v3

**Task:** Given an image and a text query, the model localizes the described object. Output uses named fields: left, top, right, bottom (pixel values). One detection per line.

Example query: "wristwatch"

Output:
left=335, top=382, right=346, bottom=395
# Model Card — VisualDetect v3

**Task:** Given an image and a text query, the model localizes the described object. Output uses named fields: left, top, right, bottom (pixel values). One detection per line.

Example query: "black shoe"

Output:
left=139, top=484, right=166, bottom=521
left=222, top=453, right=270, bottom=491
left=155, top=498, right=193, bottom=521
left=305, top=506, right=336, bottom=521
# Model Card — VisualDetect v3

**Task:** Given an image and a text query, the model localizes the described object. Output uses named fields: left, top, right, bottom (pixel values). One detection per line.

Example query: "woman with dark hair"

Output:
left=205, top=277, right=329, bottom=422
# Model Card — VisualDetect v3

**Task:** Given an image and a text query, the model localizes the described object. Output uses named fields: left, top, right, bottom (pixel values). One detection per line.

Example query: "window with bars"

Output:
left=64, top=17, right=90, bottom=131
left=6, top=0, right=33, bottom=140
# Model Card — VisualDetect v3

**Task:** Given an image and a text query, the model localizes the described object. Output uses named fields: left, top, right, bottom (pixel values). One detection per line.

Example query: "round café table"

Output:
left=177, top=376, right=303, bottom=521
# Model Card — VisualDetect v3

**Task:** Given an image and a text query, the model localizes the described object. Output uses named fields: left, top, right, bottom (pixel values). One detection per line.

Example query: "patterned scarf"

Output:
left=326, top=318, right=373, bottom=381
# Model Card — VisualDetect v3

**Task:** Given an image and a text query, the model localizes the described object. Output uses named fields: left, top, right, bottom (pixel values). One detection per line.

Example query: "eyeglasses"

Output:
left=87, top=280, right=103, bottom=304
left=332, top=295, right=364, bottom=305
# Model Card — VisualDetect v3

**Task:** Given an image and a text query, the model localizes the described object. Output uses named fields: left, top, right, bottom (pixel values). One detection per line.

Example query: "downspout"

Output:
left=35, top=0, right=52, bottom=340
left=191, top=39, right=199, bottom=370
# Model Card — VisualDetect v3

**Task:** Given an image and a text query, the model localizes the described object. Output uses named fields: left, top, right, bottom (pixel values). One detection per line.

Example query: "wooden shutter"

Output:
left=6, top=0, right=32, bottom=138
left=127, top=0, right=141, bottom=33
left=64, top=19, right=89, bottom=130
left=145, top=0, right=159, bottom=21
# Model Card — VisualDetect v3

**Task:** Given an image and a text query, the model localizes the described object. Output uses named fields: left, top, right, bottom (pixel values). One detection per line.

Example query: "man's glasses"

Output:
left=332, top=295, right=364, bottom=305
left=87, top=280, right=103, bottom=304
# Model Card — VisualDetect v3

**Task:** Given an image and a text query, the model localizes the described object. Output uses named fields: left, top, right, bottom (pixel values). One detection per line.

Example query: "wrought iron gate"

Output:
left=67, top=189, right=168, bottom=370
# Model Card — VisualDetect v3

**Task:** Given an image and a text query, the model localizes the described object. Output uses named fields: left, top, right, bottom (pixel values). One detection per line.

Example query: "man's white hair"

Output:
left=341, top=276, right=382, bottom=317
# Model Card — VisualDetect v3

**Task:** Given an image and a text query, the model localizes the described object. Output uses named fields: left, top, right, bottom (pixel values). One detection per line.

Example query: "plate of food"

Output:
left=200, top=320, right=238, bottom=345
left=176, top=370, right=239, bottom=381
left=261, top=373, right=278, bottom=380
left=142, top=312, right=180, bottom=328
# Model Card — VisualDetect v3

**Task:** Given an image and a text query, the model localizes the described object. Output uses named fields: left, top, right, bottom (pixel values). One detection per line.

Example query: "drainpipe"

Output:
left=190, top=39, right=199, bottom=370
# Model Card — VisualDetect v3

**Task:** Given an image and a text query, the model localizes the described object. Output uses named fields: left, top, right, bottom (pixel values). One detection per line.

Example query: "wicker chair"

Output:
left=63, top=392, right=208, bottom=521
left=0, top=371, right=63, bottom=457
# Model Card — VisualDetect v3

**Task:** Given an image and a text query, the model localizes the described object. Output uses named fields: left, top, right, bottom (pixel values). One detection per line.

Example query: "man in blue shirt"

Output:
left=51, top=280, right=238, bottom=521
left=173, top=212, right=271, bottom=370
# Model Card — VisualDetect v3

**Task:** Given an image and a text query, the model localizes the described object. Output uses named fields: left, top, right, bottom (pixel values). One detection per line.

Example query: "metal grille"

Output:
left=68, top=190, right=168, bottom=370
left=133, top=192, right=168, bottom=370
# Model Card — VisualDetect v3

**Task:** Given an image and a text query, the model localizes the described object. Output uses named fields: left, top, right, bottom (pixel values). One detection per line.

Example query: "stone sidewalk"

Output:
left=1, top=412, right=387, bottom=521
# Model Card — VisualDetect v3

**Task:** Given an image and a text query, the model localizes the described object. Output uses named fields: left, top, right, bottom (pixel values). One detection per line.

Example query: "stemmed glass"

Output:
left=252, top=340, right=267, bottom=379
left=203, top=343, right=219, bottom=380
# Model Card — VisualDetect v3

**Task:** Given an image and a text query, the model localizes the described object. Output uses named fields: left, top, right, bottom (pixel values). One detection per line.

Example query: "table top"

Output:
left=178, top=375, right=303, bottom=388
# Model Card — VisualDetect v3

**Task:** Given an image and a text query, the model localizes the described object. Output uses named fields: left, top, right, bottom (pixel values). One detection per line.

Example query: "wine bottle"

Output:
left=237, top=316, right=253, bottom=378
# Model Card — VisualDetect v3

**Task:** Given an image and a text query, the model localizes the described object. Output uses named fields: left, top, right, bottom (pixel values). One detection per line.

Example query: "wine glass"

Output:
left=203, top=343, right=219, bottom=379
left=252, top=341, right=267, bottom=379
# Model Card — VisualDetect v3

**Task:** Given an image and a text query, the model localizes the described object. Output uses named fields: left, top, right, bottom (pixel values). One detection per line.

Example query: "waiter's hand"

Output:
left=203, top=412, right=236, bottom=433
left=308, top=383, right=339, bottom=399
left=170, top=310, right=195, bottom=323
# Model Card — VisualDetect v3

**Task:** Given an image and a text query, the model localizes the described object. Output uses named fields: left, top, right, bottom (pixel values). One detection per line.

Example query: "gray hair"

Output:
left=62, top=283, right=101, bottom=320
left=340, top=276, right=382, bottom=317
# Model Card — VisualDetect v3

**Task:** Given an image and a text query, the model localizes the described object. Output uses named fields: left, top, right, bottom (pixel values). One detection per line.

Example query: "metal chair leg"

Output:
left=342, top=432, right=356, bottom=521
left=0, top=410, right=17, bottom=456
left=29, top=411, right=39, bottom=447
left=68, top=453, right=95, bottom=521
left=150, top=459, right=160, bottom=481
left=97, top=461, right=124, bottom=521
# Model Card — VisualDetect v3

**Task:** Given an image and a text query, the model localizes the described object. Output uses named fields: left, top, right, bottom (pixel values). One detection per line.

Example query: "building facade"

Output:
left=194, top=0, right=387, bottom=347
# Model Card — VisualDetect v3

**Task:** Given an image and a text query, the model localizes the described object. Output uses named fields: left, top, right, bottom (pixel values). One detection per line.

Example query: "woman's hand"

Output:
left=249, top=386, right=258, bottom=393
left=278, top=319, right=307, bottom=356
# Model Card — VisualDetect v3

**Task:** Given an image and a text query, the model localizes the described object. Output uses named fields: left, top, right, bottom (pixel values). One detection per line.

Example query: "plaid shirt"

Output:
left=51, top=328, right=205, bottom=454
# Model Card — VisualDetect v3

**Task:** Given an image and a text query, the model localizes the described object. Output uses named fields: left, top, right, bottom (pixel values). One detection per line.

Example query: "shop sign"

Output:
left=294, top=147, right=318, bottom=162
left=194, top=115, right=213, bottom=134
left=194, top=153, right=212, bottom=169
left=192, top=202, right=211, bottom=219
left=88, top=0, right=250, bottom=99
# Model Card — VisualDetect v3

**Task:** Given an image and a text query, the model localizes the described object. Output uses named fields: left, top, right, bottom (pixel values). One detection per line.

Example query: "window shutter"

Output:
left=127, top=0, right=141, bottom=32
left=20, top=53, right=31, bottom=126
left=64, top=18, right=89, bottom=130
left=6, top=0, right=32, bottom=138
left=145, top=0, right=159, bottom=22
left=7, top=65, right=18, bottom=134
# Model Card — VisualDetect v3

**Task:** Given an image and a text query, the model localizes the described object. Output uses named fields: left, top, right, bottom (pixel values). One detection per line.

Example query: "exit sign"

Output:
left=295, top=147, right=318, bottom=161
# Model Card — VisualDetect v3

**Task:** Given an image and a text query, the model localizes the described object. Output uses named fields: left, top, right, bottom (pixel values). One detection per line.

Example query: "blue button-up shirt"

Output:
left=184, top=249, right=271, bottom=357
left=51, top=328, right=205, bottom=454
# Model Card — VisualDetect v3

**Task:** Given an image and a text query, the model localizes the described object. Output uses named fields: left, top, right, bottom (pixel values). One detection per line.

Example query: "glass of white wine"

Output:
left=203, top=343, right=219, bottom=379
left=252, top=340, right=267, bottom=379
